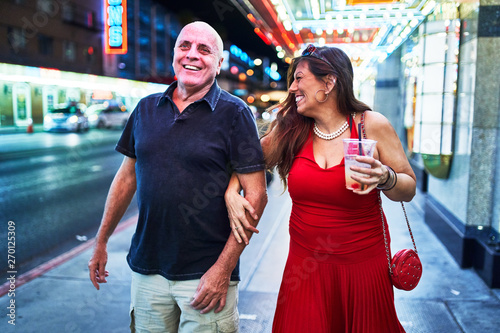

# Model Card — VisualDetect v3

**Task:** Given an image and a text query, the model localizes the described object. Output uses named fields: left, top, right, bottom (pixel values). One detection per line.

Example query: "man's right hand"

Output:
left=88, top=243, right=109, bottom=290
left=87, top=156, right=137, bottom=290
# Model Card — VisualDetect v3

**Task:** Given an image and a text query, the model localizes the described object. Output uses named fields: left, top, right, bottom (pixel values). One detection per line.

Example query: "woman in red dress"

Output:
left=225, top=45, right=416, bottom=332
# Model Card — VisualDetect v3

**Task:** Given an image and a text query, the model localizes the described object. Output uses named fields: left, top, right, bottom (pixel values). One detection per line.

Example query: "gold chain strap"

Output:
left=401, top=201, right=418, bottom=253
left=378, top=192, right=393, bottom=274
left=363, top=112, right=418, bottom=273
left=378, top=191, right=418, bottom=275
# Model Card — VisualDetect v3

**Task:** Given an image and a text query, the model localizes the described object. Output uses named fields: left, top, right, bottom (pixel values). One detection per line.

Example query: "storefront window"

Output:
left=12, top=82, right=32, bottom=126
left=403, top=2, right=460, bottom=179
left=42, top=86, right=58, bottom=116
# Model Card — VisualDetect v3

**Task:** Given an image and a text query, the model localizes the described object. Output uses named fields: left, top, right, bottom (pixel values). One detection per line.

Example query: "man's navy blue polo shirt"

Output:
left=116, top=80, right=265, bottom=281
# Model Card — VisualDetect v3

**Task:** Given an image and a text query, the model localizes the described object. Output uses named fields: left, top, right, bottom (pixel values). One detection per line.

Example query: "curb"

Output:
left=0, top=215, right=137, bottom=297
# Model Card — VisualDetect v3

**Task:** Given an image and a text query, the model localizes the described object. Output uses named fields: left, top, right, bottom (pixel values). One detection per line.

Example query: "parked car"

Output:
left=86, top=103, right=130, bottom=129
left=97, top=105, right=130, bottom=128
left=43, top=103, right=89, bottom=132
left=86, top=104, right=106, bottom=128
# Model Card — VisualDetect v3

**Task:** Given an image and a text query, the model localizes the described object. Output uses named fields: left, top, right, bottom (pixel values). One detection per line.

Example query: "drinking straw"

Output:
left=358, top=122, right=365, bottom=190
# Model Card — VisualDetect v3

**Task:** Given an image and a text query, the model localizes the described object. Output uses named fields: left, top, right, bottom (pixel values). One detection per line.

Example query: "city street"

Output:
left=0, top=130, right=138, bottom=278
left=1, top=161, right=500, bottom=332
left=2, top=0, right=500, bottom=331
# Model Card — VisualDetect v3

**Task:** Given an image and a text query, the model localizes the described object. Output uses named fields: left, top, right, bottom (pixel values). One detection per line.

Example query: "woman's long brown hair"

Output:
left=263, top=46, right=372, bottom=188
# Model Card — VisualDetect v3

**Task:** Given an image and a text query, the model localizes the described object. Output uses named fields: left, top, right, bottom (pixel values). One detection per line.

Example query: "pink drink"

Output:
left=342, top=139, right=377, bottom=190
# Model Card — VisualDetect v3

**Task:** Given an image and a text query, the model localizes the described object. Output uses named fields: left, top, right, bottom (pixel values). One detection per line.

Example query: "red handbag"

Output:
left=378, top=193, right=423, bottom=291
left=390, top=249, right=422, bottom=290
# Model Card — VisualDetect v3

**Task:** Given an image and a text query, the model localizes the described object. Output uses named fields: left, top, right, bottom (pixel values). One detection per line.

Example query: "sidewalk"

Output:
left=1, top=173, right=499, bottom=332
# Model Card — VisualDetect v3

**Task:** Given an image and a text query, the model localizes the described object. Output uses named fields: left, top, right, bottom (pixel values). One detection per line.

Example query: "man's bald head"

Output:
left=176, top=21, right=224, bottom=60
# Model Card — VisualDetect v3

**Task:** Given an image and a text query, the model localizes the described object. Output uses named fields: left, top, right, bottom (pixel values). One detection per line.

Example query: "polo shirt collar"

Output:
left=157, top=80, right=221, bottom=112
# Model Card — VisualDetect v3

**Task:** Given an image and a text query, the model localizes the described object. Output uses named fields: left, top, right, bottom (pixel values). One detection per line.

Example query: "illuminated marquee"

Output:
left=104, top=0, right=128, bottom=54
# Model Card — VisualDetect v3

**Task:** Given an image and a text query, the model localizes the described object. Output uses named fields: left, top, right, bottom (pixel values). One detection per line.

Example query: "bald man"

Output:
left=88, top=22, right=267, bottom=332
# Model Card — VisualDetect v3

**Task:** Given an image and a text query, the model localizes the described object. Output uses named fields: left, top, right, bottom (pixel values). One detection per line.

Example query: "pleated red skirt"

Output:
left=272, top=241, right=405, bottom=333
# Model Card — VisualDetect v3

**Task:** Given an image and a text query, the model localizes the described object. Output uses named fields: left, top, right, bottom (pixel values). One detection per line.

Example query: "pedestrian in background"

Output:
left=88, top=21, right=267, bottom=332
left=225, top=45, right=416, bottom=332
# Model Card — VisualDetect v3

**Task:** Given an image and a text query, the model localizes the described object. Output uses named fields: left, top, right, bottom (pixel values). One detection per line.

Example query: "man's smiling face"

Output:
left=173, top=23, right=223, bottom=90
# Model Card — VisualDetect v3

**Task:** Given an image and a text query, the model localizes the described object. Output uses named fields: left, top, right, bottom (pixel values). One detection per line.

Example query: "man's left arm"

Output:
left=190, top=170, right=267, bottom=314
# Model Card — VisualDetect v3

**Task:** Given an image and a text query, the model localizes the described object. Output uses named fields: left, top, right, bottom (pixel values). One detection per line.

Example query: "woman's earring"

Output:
left=314, top=89, right=329, bottom=103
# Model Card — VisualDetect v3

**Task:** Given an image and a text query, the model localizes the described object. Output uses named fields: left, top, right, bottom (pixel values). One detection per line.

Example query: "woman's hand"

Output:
left=225, top=188, right=259, bottom=245
left=349, top=155, right=389, bottom=195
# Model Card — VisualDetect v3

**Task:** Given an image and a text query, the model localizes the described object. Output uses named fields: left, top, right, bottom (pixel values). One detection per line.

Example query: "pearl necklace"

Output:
left=313, top=113, right=356, bottom=140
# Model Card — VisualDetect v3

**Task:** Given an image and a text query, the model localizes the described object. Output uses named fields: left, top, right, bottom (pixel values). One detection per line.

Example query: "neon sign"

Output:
left=104, top=0, right=128, bottom=54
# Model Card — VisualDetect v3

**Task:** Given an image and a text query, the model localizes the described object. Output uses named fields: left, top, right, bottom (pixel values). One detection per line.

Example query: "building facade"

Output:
left=0, top=0, right=283, bottom=131
left=372, top=0, right=500, bottom=287
left=0, top=0, right=106, bottom=128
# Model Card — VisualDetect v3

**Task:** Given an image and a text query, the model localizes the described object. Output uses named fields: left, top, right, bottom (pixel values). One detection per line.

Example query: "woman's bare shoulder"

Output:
left=363, top=111, right=397, bottom=139
left=364, top=110, right=391, bottom=126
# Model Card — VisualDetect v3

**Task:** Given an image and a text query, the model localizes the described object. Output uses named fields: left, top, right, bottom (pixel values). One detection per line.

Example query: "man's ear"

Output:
left=324, top=74, right=336, bottom=94
left=216, top=57, right=224, bottom=75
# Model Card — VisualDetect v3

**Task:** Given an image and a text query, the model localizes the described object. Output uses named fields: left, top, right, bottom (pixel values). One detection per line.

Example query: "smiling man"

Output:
left=88, top=22, right=267, bottom=332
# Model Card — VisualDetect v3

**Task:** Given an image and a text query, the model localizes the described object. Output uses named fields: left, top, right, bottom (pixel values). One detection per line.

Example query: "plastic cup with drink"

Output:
left=343, top=138, right=377, bottom=190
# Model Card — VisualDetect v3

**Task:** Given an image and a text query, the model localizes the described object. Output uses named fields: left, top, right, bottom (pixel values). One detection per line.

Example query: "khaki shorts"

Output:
left=130, top=272, right=239, bottom=333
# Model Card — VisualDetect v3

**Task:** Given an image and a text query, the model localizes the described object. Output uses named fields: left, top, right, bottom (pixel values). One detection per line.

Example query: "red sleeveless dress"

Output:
left=272, top=122, right=405, bottom=333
